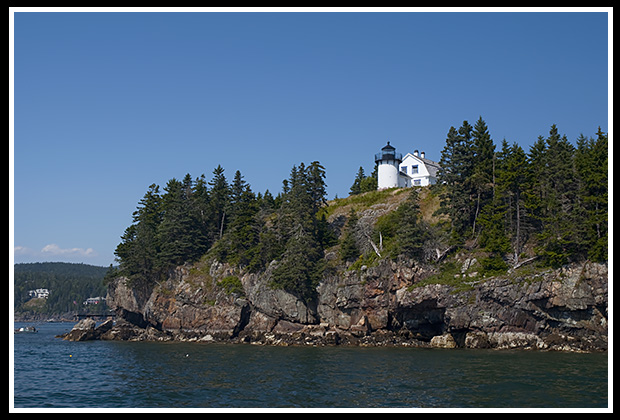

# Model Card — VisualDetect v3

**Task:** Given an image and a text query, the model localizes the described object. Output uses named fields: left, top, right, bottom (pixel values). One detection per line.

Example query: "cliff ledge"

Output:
left=64, top=258, right=607, bottom=352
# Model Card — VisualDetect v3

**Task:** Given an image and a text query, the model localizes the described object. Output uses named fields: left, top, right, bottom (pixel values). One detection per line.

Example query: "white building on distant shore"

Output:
left=28, top=288, right=50, bottom=299
left=83, top=296, right=106, bottom=305
left=374, top=142, right=440, bottom=189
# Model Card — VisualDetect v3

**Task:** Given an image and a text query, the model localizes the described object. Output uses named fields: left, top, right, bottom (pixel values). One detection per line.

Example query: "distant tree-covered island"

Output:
left=111, top=118, right=607, bottom=302
left=13, top=262, right=112, bottom=320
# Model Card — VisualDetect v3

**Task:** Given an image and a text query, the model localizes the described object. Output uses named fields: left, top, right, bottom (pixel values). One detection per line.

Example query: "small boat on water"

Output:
left=14, top=326, right=37, bottom=334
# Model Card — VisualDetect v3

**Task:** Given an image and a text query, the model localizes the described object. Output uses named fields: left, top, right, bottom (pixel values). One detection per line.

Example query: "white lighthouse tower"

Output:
left=375, top=141, right=402, bottom=189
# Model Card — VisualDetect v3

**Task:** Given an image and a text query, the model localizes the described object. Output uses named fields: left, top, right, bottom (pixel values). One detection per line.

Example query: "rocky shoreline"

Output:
left=58, top=258, right=608, bottom=353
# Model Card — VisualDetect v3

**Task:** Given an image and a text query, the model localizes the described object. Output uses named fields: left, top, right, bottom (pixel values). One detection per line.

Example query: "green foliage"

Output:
left=479, top=255, right=509, bottom=276
left=409, top=260, right=476, bottom=293
left=224, top=170, right=260, bottom=267
left=436, top=122, right=477, bottom=242
left=348, top=251, right=381, bottom=272
left=268, top=161, right=330, bottom=300
left=359, top=175, right=377, bottom=193
left=159, top=175, right=208, bottom=268
left=437, top=118, right=607, bottom=268
left=339, top=209, right=360, bottom=263
left=349, top=166, right=365, bottom=196
left=349, top=166, right=378, bottom=196
left=115, top=160, right=334, bottom=303
left=373, top=206, right=400, bottom=243
left=114, top=184, right=163, bottom=284
left=113, top=119, right=607, bottom=303
left=271, top=229, right=325, bottom=300
left=575, top=128, right=608, bottom=262
left=478, top=196, right=511, bottom=255
left=217, top=275, right=244, bottom=296
left=531, top=125, right=580, bottom=267
left=395, top=188, right=426, bottom=259
left=371, top=188, right=429, bottom=261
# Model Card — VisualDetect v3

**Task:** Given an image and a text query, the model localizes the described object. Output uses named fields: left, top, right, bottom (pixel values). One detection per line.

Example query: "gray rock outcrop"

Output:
left=90, top=257, right=608, bottom=352
left=59, top=318, right=114, bottom=341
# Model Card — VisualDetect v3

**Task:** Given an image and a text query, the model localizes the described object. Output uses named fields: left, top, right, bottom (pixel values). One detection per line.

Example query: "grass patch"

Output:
left=408, top=258, right=487, bottom=293
left=325, top=188, right=401, bottom=218
left=217, top=275, right=245, bottom=296
left=348, top=251, right=382, bottom=272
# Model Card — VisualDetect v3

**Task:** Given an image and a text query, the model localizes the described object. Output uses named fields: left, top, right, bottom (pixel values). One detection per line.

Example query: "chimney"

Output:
left=413, top=150, right=419, bottom=157
left=421, top=151, right=425, bottom=159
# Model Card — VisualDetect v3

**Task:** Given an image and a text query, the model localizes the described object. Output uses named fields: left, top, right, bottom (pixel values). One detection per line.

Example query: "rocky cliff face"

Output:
left=97, top=258, right=607, bottom=352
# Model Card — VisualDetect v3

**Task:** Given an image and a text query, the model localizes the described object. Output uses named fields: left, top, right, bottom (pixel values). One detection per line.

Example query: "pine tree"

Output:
left=470, top=117, right=496, bottom=236
left=524, top=135, right=548, bottom=235
left=478, top=194, right=511, bottom=256
left=494, top=140, right=531, bottom=264
left=208, top=165, right=230, bottom=242
left=339, top=209, right=360, bottom=263
left=437, top=126, right=463, bottom=238
left=158, top=177, right=203, bottom=268
left=307, top=161, right=328, bottom=215
left=114, top=184, right=163, bottom=283
left=575, top=128, right=608, bottom=262
left=350, top=165, right=378, bottom=195
left=271, top=227, right=324, bottom=301
left=396, top=188, right=426, bottom=259
left=230, top=170, right=248, bottom=206
left=269, top=161, right=331, bottom=301
left=359, top=175, right=377, bottom=193
left=226, top=170, right=260, bottom=267
left=350, top=166, right=365, bottom=196
left=437, top=121, right=476, bottom=242
left=536, top=125, right=579, bottom=267
left=191, top=174, right=212, bottom=254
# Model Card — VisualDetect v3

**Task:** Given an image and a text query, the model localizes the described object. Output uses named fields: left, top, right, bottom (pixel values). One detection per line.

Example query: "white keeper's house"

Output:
left=374, top=142, right=441, bottom=189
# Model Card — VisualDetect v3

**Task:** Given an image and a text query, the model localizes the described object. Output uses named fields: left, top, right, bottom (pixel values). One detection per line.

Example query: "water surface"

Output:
left=12, top=322, right=608, bottom=408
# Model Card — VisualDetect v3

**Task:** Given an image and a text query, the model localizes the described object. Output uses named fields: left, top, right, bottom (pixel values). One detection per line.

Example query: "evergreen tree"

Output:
left=535, top=125, right=579, bottom=267
left=396, top=188, right=426, bottom=259
left=208, top=165, right=230, bottom=242
left=524, top=135, right=549, bottom=242
left=230, top=170, right=248, bottom=206
left=226, top=170, right=260, bottom=267
left=359, top=175, right=378, bottom=193
left=191, top=173, right=212, bottom=254
left=575, top=128, right=608, bottom=262
left=470, top=117, right=496, bottom=236
left=437, top=122, right=476, bottom=242
left=271, top=227, right=324, bottom=301
left=307, top=161, right=328, bottom=214
left=260, top=189, right=276, bottom=211
left=495, top=140, right=531, bottom=263
left=437, top=126, right=462, bottom=235
left=269, top=161, right=332, bottom=301
left=114, top=184, right=163, bottom=283
left=350, top=165, right=378, bottom=195
left=158, top=176, right=203, bottom=268
left=478, top=193, right=511, bottom=258
left=350, top=166, right=365, bottom=196
left=339, top=209, right=360, bottom=263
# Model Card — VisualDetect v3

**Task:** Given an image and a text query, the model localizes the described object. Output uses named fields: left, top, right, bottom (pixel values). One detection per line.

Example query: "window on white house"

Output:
left=412, top=165, right=418, bottom=174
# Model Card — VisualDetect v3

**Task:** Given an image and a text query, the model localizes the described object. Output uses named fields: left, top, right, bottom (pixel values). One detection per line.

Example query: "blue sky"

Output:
left=10, top=9, right=610, bottom=267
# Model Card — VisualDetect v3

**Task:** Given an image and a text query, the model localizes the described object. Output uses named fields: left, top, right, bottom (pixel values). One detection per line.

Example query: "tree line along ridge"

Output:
left=112, top=118, right=608, bottom=300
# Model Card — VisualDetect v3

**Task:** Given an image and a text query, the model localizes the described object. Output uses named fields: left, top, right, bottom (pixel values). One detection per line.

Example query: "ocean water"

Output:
left=12, top=322, right=608, bottom=409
